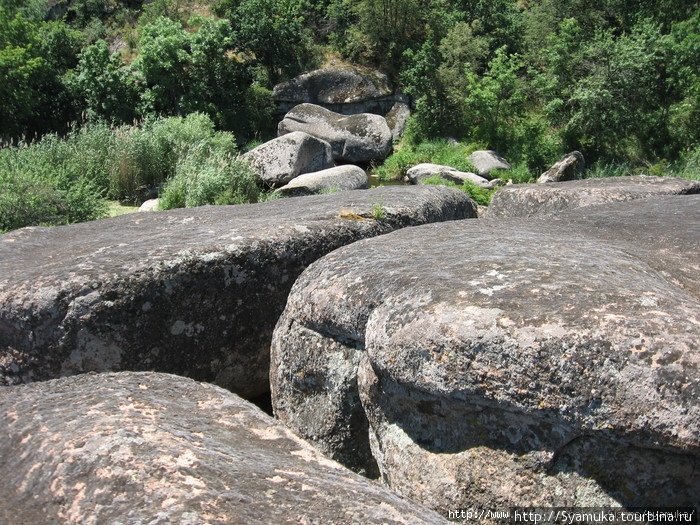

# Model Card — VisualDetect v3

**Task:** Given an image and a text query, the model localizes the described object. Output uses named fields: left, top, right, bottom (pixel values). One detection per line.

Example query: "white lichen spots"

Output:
left=376, top=502, right=412, bottom=524
left=639, top=295, right=659, bottom=308
left=478, top=284, right=508, bottom=296
left=174, top=449, right=198, bottom=468
left=20, top=433, right=32, bottom=445
left=170, top=321, right=204, bottom=337
left=63, top=481, right=88, bottom=524
left=138, top=384, right=148, bottom=390
left=223, top=265, right=247, bottom=286
left=293, top=225, right=311, bottom=234
left=5, top=410, right=18, bottom=423
left=249, top=425, right=297, bottom=442
left=290, top=448, right=342, bottom=469
left=266, top=475, right=287, bottom=484
left=61, top=329, right=123, bottom=374
left=142, top=302, right=152, bottom=312
left=171, top=320, right=187, bottom=336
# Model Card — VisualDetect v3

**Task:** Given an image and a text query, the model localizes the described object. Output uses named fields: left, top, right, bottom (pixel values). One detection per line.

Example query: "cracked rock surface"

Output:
left=271, top=195, right=700, bottom=512
left=0, top=371, right=449, bottom=525
left=0, top=187, right=475, bottom=395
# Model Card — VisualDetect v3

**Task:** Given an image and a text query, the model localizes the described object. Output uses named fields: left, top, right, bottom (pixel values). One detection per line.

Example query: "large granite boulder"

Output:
left=271, top=195, right=700, bottom=511
left=468, top=150, right=511, bottom=179
left=538, top=151, right=584, bottom=183
left=275, top=165, right=368, bottom=197
left=487, top=175, right=700, bottom=218
left=278, top=103, right=392, bottom=163
left=0, top=187, right=475, bottom=396
left=406, top=163, right=501, bottom=189
left=272, top=66, right=403, bottom=116
left=242, top=131, right=334, bottom=188
left=0, top=371, right=448, bottom=525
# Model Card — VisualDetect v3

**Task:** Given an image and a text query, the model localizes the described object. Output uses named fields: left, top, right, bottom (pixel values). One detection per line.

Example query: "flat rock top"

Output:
left=284, top=196, right=700, bottom=453
left=0, top=186, right=470, bottom=290
left=487, top=175, right=700, bottom=218
left=0, top=372, right=448, bottom=525
left=273, top=66, right=393, bottom=104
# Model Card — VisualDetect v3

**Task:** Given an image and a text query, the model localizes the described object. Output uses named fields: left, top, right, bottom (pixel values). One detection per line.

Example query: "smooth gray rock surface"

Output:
left=138, top=198, right=159, bottom=212
left=538, top=151, right=584, bottom=183
left=0, top=371, right=449, bottom=525
left=468, top=150, right=511, bottom=179
left=487, top=175, right=700, bottom=218
left=0, top=187, right=475, bottom=396
left=242, top=131, right=334, bottom=188
left=272, top=66, right=402, bottom=116
left=275, top=165, right=368, bottom=197
left=385, top=102, right=411, bottom=142
left=271, top=196, right=700, bottom=512
left=406, top=163, right=499, bottom=188
left=278, top=104, right=392, bottom=163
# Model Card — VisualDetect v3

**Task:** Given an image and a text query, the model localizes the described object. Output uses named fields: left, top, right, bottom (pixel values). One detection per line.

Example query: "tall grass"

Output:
left=0, top=113, right=261, bottom=233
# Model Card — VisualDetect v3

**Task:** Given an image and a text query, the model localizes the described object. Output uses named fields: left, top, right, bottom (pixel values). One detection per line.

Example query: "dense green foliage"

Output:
left=0, top=114, right=260, bottom=232
left=1, top=0, right=698, bottom=232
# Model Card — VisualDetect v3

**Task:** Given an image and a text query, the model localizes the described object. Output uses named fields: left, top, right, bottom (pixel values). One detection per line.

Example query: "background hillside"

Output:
left=1, top=0, right=698, bottom=230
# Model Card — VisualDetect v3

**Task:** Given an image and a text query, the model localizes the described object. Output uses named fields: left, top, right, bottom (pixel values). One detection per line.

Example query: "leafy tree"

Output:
left=68, top=40, right=137, bottom=123
left=227, top=0, right=317, bottom=84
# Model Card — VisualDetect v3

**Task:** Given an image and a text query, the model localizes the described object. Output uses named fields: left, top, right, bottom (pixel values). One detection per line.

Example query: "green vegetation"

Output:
left=1, top=0, right=698, bottom=232
left=420, top=176, right=495, bottom=207
left=373, top=136, right=482, bottom=181
left=0, top=113, right=263, bottom=232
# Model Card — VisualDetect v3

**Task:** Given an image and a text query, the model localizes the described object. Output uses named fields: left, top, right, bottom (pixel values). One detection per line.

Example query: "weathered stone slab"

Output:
left=275, top=165, right=368, bottom=197
left=406, top=163, right=500, bottom=188
left=538, top=151, right=584, bottom=183
left=468, top=150, right=511, bottom=179
left=0, top=371, right=449, bottom=525
left=487, top=175, right=700, bottom=218
left=278, top=103, right=392, bottom=163
left=272, top=66, right=404, bottom=117
left=0, top=187, right=476, bottom=395
left=242, top=131, right=334, bottom=188
left=271, top=196, right=700, bottom=512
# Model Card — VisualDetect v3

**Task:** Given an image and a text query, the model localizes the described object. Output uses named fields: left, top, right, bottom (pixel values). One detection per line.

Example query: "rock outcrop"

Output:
left=272, top=66, right=404, bottom=117
left=278, top=104, right=392, bottom=163
left=242, top=131, right=334, bottom=188
left=385, top=102, right=411, bottom=142
left=138, top=198, right=159, bottom=212
left=468, top=150, right=511, bottom=179
left=0, top=187, right=475, bottom=396
left=406, top=163, right=500, bottom=188
left=0, top=371, right=449, bottom=525
left=538, top=151, right=584, bottom=183
left=275, top=165, right=368, bottom=197
left=487, top=175, right=700, bottom=218
left=271, top=195, right=700, bottom=512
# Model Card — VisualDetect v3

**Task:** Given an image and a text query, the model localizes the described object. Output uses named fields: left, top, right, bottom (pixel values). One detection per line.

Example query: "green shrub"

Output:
left=420, top=175, right=495, bottom=206
left=372, top=138, right=484, bottom=181
left=160, top=146, right=259, bottom=209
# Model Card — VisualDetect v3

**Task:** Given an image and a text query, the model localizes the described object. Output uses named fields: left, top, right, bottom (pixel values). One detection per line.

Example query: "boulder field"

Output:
left=0, top=187, right=476, bottom=395
left=0, top=371, right=449, bottom=525
left=487, top=175, right=700, bottom=218
left=270, top=195, right=700, bottom=511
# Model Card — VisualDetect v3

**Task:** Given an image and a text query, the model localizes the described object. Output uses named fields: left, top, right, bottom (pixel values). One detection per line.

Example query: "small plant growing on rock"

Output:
left=371, top=202, right=387, bottom=220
